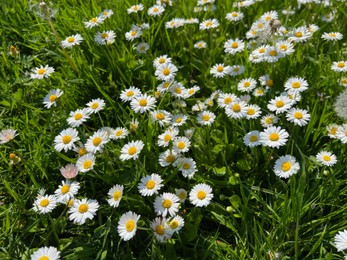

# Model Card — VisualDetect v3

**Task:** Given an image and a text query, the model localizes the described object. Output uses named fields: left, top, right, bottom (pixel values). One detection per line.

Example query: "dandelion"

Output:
left=67, top=108, right=91, bottom=128
left=334, top=89, right=347, bottom=120
left=76, top=154, right=96, bottom=172
left=210, top=63, right=231, bottom=78
left=0, top=129, right=18, bottom=144
left=286, top=108, right=310, bottom=126
left=68, top=198, right=99, bottom=225
left=33, top=194, right=57, bottom=214
left=316, top=151, right=337, bottom=167
left=138, top=173, right=164, bottom=196
left=127, top=4, right=144, bottom=14
left=107, top=185, right=124, bottom=207
left=189, top=183, right=213, bottom=207
left=60, top=163, right=79, bottom=179
left=43, top=89, right=63, bottom=109
left=148, top=5, right=165, bottom=16
left=85, top=130, right=110, bottom=154
left=273, top=155, right=300, bottom=178
left=136, top=42, right=149, bottom=53
left=84, top=16, right=104, bottom=28
left=130, top=94, right=157, bottom=114
left=86, top=98, right=105, bottom=114
left=117, top=211, right=140, bottom=241
left=155, top=63, right=178, bottom=81
left=260, top=126, right=289, bottom=148
left=154, top=192, right=180, bottom=217
left=173, top=136, right=191, bottom=153
left=61, top=34, right=83, bottom=48
left=194, top=40, right=207, bottom=49
left=197, top=111, right=216, bottom=125
left=94, top=30, right=116, bottom=45
left=54, top=180, right=80, bottom=203
left=151, top=217, right=171, bottom=242
left=334, top=230, right=347, bottom=252
left=120, top=140, right=144, bottom=161
left=30, top=246, right=60, bottom=260
left=199, top=19, right=219, bottom=30
left=30, top=65, right=54, bottom=79
left=120, top=86, right=141, bottom=102
left=54, top=128, right=79, bottom=152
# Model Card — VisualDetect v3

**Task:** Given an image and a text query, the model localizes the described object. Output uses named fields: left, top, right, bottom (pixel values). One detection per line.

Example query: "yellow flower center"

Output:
left=62, top=135, right=72, bottom=144
left=126, top=90, right=134, bottom=97
left=295, top=32, right=303, bottom=37
left=293, top=112, right=303, bottom=119
left=182, top=163, right=191, bottom=169
left=265, top=118, right=273, bottom=124
left=91, top=17, right=97, bottom=23
left=164, top=134, right=171, bottom=142
left=40, top=199, right=49, bottom=207
left=159, top=58, right=166, bottom=63
left=130, top=31, right=137, bottom=36
left=153, top=7, right=159, bottom=12
left=126, top=220, right=135, bottom=231
left=197, top=191, right=206, bottom=200
left=67, top=37, right=75, bottom=43
left=115, top=130, right=123, bottom=136
left=78, top=204, right=89, bottom=213
left=188, top=89, right=195, bottom=95
left=176, top=118, right=182, bottom=123
left=83, top=160, right=92, bottom=169
left=247, top=108, right=255, bottom=115
left=233, top=67, right=240, bottom=72
left=338, top=62, right=345, bottom=68
left=322, top=155, right=331, bottom=161
left=156, top=113, right=165, bottom=120
left=259, top=48, right=266, bottom=54
left=103, top=11, right=109, bottom=15
left=162, top=68, right=171, bottom=76
left=39, top=256, right=49, bottom=260
left=146, top=180, right=156, bottom=189
left=155, top=225, right=165, bottom=235
left=79, top=147, right=87, bottom=156
left=250, top=135, right=258, bottom=142
left=269, top=133, right=279, bottom=141
left=162, top=199, right=172, bottom=208
left=275, top=100, right=284, bottom=108
left=281, top=162, right=292, bottom=171
left=202, top=114, right=210, bottom=121
left=205, top=21, right=213, bottom=27
left=269, top=50, right=277, bottom=56
left=243, top=82, right=250, bottom=87
left=9, top=153, right=16, bottom=159
left=92, top=137, right=102, bottom=146
left=231, top=12, right=238, bottom=17
left=113, top=191, right=121, bottom=200
left=280, top=44, right=287, bottom=51
left=178, top=192, right=186, bottom=200
left=133, top=6, right=139, bottom=11
left=231, top=42, right=239, bottom=48
left=170, top=220, right=179, bottom=229
left=265, top=16, right=271, bottom=21
left=330, top=127, right=337, bottom=135
left=91, top=102, right=99, bottom=109
left=166, top=154, right=175, bottom=163
left=49, top=95, right=57, bottom=102
left=232, top=104, right=241, bottom=112
left=100, top=33, right=108, bottom=39
left=74, top=113, right=83, bottom=120
left=37, top=68, right=46, bottom=75
left=163, top=82, right=170, bottom=88
left=341, top=79, right=347, bottom=84
left=175, top=87, right=182, bottom=94
left=61, top=184, right=70, bottom=194
left=139, top=99, right=147, bottom=106
left=177, top=142, right=186, bottom=150
left=128, top=147, right=137, bottom=155
left=224, top=97, right=232, bottom=104
left=216, top=66, right=224, bottom=73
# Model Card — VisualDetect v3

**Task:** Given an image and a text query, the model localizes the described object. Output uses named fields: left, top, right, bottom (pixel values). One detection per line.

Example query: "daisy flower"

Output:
left=189, top=183, right=213, bottom=207
left=173, top=136, right=191, bottom=153
left=151, top=217, right=171, bottom=242
left=175, top=157, right=197, bottom=178
left=260, top=126, right=289, bottom=148
left=148, top=5, right=165, bottom=16
left=224, top=39, right=245, bottom=55
left=210, top=63, right=231, bottom=78
left=331, top=61, right=347, bottom=72
left=151, top=110, right=172, bottom=127
left=187, top=85, right=200, bottom=97
left=253, top=87, right=267, bottom=97
left=287, top=26, right=311, bottom=43
left=136, top=42, right=149, bottom=53
left=130, top=118, right=139, bottom=132
left=158, top=149, right=179, bottom=167
left=171, top=113, right=189, bottom=126
left=86, top=98, right=105, bottom=114
left=217, top=93, right=239, bottom=108
left=260, top=114, right=278, bottom=128
left=43, top=89, right=63, bottom=109
left=167, top=215, right=185, bottom=234
left=170, top=82, right=188, bottom=99
left=84, top=16, right=104, bottom=29
left=76, top=154, right=96, bottom=172
left=259, top=75, right=273, bottom=88
left=226, top=11, right=244, bottom=22
left=125, top=29, right=142, bottom=41
left=155, top=63, right=178, bottom=81
left=153, top=55, right=172, bottom=68
left=175, top=188, right=187, bottom=203
left=107, top=184, right=124, bottom=208
left=54, top=128, right=79, bottom=152
left=338, top=77, right=347, bottom=87
left=61, top=34, right=83, bottom=48
left=267, top=95, right=294, bottom=114
left=197, top=111, right=216, bottom=125
left=316, top=151, right=337, bottom=166
left=264, top=46, right=285, bottom=63
left=238, top=78, right=257, bottom=93
left=54, top=180, right=80, bottom=203
left=138, top=173, right=164, bottom=196
left=334, top=230, right=347, bottom=251
left=336, top=124, right=347, bottom=143
left=74, top=143, right=88, bottom=157
left=68, top=198, right=99, bottom=225
left=30, top=246, right=60, bottom=260
left=127, top=4, right=144, bottom=14
left=30, top=65, right=54, bottom=79
left=154, top=192, right=180, bottom=217
left=98, top=9, right=114, bottom=19
left=157, top=127, right=179, bottom=147
left=33, top=194, right=57, bottom=214
left=286, top=108, right=310, bottom=126
left=199, top=19, right=219, bottom=30
left=276, top=40, right=295, bottom=56
left=194, top=40, right=207, bottom=49
left=273, top=155, right=300, bottom=179
left=243, top=130, right=261, bottom=147
left=284, top=77, right=308, bottom=93
left=0, top=129, right=18, bottom=144
left=260, top=10, right=278, bottom=22
left=9, top=153, right=21, bottom=165
left=60, top=163, right=79, bottom=179
left=326, top=124, right=339, bottom=139
left=130, top=94, right=157, bottom=114
left=244, top=104, right=261, bottom=119
left=85, top=130, right=110, bottom=154
left=67, top=108, right=91, bottom=128
left=225, top=101, right=248, bottom=119
left=120, top=140, right=144, bottom=161
left=120, top=86, right=141, bottom=102
left=94, top=30, right=116, bottom=45
left=321, top=32, right=343, bottom=41
left=117, top=211, right=140, bottom=241
left=110, top=127, right=129, bottom=140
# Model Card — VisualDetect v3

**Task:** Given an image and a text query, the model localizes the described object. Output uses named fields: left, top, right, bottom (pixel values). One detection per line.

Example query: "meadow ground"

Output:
left=1, top=0, right=347, bottom=259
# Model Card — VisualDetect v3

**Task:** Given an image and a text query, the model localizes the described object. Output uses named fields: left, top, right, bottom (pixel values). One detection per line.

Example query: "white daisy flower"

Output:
left=61, top=34, right=83, bottom=48
left=54, top=128, right=80, bottom=152
left=0, top=129, right=18, bottom=144
left=245, top=104, right=262, bottom=119
left=260, top=114, right=278, bottom=128
left=267, top=95, right=294, bottom=114
left=197, top=111, right=216, bottom=125
left=287, top=26, right=311, bottom=43
left=336, top=124, right=347, bottom=143
left=210, top=63, right=231, bottom=78
left=175, top=157, right=197, bottom=178
left=158, top=149, right=179, bottom=167
left=33, top=194, right=57, bottom=214
left=186, top=85, right=200, bottom=97
left=117, top=211, right=140, bottom=241
left=76, top=154, right=96, bottom=172
left=94, top=30, right=116, bottom=45
left=125, top=29, right=142, bottom=41
left=238, top=78, right=257, bottom=93
left=217, top=93, right=239, bottom=108
left=43, top=89, right=64, bottom=109
left=120, top=140, right=144, bottom=161
left=199, top=19, right=219, bottom=30
left=30, top=246, right=60, bottom=260
left=284, top=77, right=308, bottom=93
left=68, top=198, right=99, bottom=225
left=316, top=151, right=337, bottom=167
left=148, top=5, right=165, bottom=16
left=107, top=184, right=124, bottom=208
left=151, top=217, right=172, bottom=242
left=286, top=108, right=310, bottom=126
left=273, top=155, right=300, bottom=179
left=67, top=108, right=91, bottom=128
left=127, top=4, right=144, bottom=14
left=85, top=130, right=110, bottom=154
left=334, top=230, right=347, bottom=251
left=276, top=40, right=295, bottom=56
left=138, top=173, right=164, bottom=196
left=109, top=127, right=129, bottom=140
left=136, top=42, right=149, bottom=53
left=86, top=98, right=105, bottom=114
left=264, top=46, right=285, bottom=63
left=326, top=124, right=339, bottom=139
left=84, top=16, right=105, bottom=29
left=225, top=101, right=248, bottom=119
left=167, top=215, right=185, bottom=234
left=189, top=183, right=213, bottom=207
left=130, top=94, right=157, bottom=114
left=331, top=61, right=347, bottom=72
left=194, top=40, right=207, bottom=49
left=155, top=63, right=178, bottom=81
left=243, top=130, right=261, bottom=147
left=173, top=136, right=191, bottom=153
left=157, top=127, right=179, bottom=147
left=54, top=180, right=80, bottom=204
left=153, top=55, right=172, bottom=68
left=30, top=65, right=54, bottom=79
left=98, top=9, right=114, bottom=19
left=321, top=32, right=343, bottom=41
left=224, top=38, right=245, bottom=55
left=120, top=86, right=141, bottom=102
left=151, top=110, right=172, bottom=127
left=226, top=11, right=244, bottom=22
left=260, top=126, right=289, bottom=148
left=154, top=192, right=180, bottom=217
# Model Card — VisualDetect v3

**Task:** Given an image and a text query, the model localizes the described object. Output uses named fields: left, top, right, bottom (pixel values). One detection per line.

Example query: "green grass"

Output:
left=1, top=0, right=347, bottom=259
